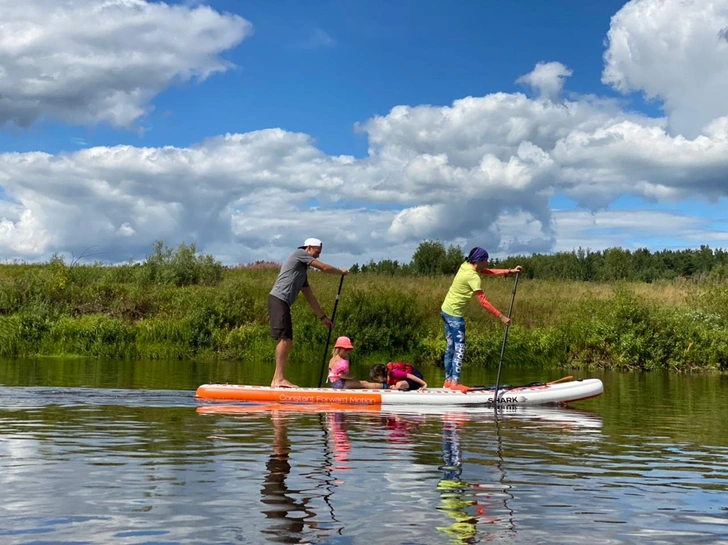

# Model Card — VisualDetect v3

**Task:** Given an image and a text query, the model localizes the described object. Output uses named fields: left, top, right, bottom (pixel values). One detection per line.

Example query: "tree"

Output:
left=603, top=247, right=633, bottom=280
left=411, top=240, right=447, bottom=276
left=443, top=244, right=464, bottom=275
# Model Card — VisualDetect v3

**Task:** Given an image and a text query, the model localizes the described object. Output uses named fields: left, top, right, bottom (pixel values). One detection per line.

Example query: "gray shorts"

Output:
left=268, top=294, right=293, bottom=340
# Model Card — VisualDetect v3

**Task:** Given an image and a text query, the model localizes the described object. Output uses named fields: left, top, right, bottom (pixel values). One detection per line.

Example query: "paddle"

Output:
left=492, top=271, right=520, bottom=404
left=547, top=375, right=573, bottom=385
left=469, top=375, right=574, bottom=392
left=317, top=275, right=346, bottom=388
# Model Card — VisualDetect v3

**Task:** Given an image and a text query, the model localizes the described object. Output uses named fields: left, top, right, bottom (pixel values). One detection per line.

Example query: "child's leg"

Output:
left=406, top=369, right=425, bottom=391
left=344, top=379, right=383, bottom=389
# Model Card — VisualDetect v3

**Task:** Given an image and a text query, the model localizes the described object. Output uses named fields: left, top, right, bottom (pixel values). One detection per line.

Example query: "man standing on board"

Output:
left=268, top=238, right=348, bottom=388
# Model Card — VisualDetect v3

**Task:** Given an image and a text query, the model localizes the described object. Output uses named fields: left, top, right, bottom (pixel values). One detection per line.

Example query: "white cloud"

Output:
left=1, top=93, right=726, bottom=265
left=498, top=209, right=716, bottom=256
left=603, top=0, right=728, bottom=138
left=516, top=62, right=573, bottom=101
left=0, top=0, right=251, bottom=129
left=0, top=0, right=727, bottom=266
left=0, top=207, right=49, bottom=255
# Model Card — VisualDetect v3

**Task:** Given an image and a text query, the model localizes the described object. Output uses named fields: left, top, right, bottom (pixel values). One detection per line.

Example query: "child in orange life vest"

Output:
left=369, top=362, right=428, bottom=391
left=328, top=336, right=355, bottom=389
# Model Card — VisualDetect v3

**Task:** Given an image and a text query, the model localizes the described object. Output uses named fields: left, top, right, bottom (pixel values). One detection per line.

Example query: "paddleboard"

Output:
left=195, top=378, right=603, bottom=406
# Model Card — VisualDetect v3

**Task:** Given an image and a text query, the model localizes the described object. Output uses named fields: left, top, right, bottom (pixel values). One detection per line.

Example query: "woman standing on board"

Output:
left=440, top=247, right=522, bottom=392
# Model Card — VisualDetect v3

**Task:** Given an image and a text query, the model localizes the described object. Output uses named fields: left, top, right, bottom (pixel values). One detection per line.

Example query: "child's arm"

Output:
left=406, top=373, right=427, bottom=389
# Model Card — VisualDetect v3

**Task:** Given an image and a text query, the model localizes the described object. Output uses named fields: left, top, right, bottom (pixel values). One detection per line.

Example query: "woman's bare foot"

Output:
left=271, top=379, right=299, bottom=389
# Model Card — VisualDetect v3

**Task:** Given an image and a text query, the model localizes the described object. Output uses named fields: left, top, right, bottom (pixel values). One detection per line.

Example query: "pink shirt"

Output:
left=390, top=369, right=409, bottom=380
left=328, top=358, right=350, bottom=382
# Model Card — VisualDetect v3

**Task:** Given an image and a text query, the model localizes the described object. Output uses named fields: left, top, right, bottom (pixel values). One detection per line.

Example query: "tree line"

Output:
left=350, top=241, right=728, bottom=282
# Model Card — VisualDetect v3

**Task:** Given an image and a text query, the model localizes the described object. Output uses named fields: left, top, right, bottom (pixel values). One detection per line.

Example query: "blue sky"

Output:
left=0, top=0, right=726, bottom=265
left=3, top=0, right=636, bottom=156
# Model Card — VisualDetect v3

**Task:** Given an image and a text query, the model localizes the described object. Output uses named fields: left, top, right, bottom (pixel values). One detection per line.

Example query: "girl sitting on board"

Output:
left=369, top=362, right=428, bottom=391
left=327, top=337, right=356, bottom=389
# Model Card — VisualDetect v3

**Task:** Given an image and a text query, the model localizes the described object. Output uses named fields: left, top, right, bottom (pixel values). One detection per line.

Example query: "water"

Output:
left=1, top=358, right=728, bottom=544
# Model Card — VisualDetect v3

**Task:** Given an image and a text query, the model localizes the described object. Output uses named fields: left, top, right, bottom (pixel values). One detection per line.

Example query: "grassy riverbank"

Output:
left=0, top=253, right=726, bottom=370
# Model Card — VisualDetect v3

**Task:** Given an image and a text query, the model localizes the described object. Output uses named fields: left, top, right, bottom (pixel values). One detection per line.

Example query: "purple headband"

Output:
left=467, top=247, right=489, bottom=263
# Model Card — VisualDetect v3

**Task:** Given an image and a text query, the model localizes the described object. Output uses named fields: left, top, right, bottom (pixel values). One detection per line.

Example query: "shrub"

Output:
left=138, top=241, right=223, bottom=287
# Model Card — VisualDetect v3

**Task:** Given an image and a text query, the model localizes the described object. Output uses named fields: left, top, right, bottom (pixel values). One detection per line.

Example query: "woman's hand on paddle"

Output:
left=499, top=314, right=511, bottom=326
left=321, top=317, right=334, bottom=329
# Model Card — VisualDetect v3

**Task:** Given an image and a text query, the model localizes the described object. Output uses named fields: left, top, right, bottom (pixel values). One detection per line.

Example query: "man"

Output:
left=268, top=238, right=348, bottom=388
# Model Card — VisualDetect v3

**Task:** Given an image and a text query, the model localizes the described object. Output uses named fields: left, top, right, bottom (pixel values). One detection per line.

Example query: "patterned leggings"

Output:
left=441, top=311, right=466, bottom=382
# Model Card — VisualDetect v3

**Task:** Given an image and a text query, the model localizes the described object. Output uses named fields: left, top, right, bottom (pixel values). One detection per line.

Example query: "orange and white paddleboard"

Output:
left=195, top=379, right=603, bottom=407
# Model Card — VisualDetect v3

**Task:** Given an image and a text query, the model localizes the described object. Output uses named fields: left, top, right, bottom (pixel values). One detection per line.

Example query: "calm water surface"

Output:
left=1, top=358, right=728, bottom=544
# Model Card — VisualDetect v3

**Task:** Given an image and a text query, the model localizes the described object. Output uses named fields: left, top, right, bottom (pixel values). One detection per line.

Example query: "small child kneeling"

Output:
left=369, top=362, right=427, bottom=391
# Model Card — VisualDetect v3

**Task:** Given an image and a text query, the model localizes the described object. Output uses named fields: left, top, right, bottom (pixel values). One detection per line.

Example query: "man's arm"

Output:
left=301, top=286, right=333, bottom=328
left=310, top=259, right=348, bottom=275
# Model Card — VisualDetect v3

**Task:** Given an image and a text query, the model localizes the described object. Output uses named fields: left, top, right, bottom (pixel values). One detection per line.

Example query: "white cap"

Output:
left=299, top=237, right=322, bottom=249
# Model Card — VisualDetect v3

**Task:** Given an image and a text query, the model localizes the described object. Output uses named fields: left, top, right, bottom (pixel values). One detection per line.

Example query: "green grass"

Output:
left=0, top=256, right=726, bottom=370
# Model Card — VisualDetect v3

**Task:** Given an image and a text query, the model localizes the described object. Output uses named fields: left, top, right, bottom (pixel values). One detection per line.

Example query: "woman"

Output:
left=440, top=247, right=522, bottom=392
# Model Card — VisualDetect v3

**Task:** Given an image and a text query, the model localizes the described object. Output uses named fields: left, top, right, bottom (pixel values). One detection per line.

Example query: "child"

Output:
left=369, top=362, right=428, bottom=391
left=328, top=336, right=355, bottom=389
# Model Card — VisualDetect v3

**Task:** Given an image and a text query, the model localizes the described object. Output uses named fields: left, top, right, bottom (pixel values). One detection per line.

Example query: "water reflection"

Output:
left=5, top=377, right=728, bottom=545
left=436, top=412, right=482, bottom=544
left=261, top=411, right=321, bottom=544
left=199, top=403, right=606, bottom=544
left=327, top=412, right=351, bottom=474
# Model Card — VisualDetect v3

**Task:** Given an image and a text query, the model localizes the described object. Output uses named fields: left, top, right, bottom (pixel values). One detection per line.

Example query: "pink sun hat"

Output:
left=334, top=336, right=354, bottom=350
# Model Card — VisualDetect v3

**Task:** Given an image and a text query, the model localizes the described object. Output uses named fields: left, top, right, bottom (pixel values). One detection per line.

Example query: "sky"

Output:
left=0, top=0, right=727, bottom=267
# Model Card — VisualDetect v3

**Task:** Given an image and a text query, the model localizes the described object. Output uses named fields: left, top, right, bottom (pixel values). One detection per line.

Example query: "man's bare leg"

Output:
left=272, top=338, right=297, bottom=388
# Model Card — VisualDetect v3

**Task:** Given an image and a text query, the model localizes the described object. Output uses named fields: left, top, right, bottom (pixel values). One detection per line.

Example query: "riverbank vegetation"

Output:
left=353, top=240, right=728, bottom=282
left=0, top=241, right=726, bottom=370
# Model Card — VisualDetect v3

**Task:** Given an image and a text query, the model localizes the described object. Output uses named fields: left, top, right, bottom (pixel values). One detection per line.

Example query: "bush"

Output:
left=300, top=287, right=429, bottom=357
left=138, top=241, right=223, bottom=287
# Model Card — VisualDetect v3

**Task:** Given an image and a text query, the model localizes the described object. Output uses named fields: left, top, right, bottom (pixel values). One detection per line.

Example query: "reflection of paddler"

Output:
left=436, top=413, right=495, bottom=544
left=261, top=411, right=319, bottom=544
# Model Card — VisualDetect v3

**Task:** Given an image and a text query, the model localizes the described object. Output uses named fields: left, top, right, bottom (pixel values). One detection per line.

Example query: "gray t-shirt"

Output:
left=269, top=249, right=316, bottom=306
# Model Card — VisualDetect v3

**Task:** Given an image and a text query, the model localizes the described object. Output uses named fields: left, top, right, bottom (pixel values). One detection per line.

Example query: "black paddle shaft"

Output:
left=317, top=275, right=345, bottom=388
left=492, top=272, right=520, bottom=403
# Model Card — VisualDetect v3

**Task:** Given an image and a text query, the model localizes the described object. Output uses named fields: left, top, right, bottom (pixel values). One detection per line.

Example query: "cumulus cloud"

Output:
left=0, top=0, right=727, bottom=265
left=498, top=209, right=717, bottom=255
left=516, top=62, right=573, bottom=101
left=0, top=0, right=251, bottom=128
left=1, top=92, right=727, bottom=265
left=603, top=0, right=728, bottom=138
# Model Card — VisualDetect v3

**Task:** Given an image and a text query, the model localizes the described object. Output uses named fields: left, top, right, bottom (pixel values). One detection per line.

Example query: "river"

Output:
left=1, top=358, right=727, bottom=544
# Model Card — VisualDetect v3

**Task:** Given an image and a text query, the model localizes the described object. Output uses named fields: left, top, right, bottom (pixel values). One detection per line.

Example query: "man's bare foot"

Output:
left=271, top=379, right=299, bottom=389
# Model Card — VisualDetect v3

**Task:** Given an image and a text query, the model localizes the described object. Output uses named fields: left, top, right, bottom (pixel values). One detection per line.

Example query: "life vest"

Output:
left=386, top=362, right=421, bottom=387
